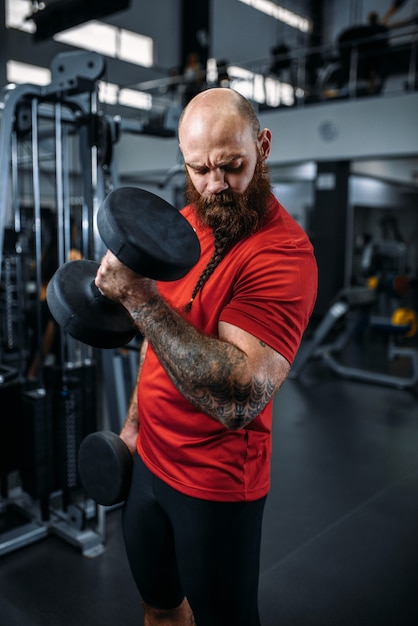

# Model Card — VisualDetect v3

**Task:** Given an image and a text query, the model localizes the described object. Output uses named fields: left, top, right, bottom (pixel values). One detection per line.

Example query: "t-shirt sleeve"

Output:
left=219, top=240, right=317, bottom=364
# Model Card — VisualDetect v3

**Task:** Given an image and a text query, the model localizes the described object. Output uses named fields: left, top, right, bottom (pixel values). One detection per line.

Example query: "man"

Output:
left=96, top=88, right=317, bottom=625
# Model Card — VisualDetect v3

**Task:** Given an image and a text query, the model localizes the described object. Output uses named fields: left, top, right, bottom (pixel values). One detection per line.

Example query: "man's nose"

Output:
left=206, top=169, right=228, bottom=194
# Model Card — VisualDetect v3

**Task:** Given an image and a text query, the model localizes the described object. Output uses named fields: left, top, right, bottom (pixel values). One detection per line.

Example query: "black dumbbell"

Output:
left=46, top=187, right=200, bottom=348
left=78, top=430, right=133, bottom=506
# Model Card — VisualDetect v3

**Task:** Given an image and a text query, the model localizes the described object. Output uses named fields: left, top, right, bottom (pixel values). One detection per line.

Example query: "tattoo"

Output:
left=130, top=296, right=276, bottom=429
left=192, top=376, right=276, bottom=429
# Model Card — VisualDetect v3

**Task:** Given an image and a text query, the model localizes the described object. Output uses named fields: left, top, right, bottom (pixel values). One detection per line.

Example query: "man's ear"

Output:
left=258, top=128, right=272, bottom=159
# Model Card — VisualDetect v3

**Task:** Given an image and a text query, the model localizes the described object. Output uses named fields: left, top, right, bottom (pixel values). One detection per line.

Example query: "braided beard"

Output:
left=183, top=154, right=272, bottom=311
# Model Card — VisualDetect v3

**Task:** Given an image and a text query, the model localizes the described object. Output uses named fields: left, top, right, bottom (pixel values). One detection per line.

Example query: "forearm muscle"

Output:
left=130, top=296, right=276, bottom=429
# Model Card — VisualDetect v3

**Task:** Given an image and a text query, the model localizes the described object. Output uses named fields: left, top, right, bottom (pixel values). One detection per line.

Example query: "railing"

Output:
left=130, top=17, right=418, bottom=112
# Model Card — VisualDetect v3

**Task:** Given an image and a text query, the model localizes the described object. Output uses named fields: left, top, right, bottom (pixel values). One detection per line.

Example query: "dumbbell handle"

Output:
left=91, top=277, right=113, bottom=303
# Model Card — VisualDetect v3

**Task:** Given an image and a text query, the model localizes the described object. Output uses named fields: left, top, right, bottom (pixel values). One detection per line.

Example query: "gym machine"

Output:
left=290, top=285, right=418, bottom=389
left=0, top=51, right=173, bottom=557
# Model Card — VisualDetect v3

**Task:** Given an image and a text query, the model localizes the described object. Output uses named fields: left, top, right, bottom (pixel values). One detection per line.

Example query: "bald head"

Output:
left=179, top=88, right=260, bottom=142
left=178, top=87, right=272, bottom=199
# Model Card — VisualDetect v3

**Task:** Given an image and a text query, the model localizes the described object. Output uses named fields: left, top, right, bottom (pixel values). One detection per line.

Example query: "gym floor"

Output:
left=1, top=346, right=418, bottom=625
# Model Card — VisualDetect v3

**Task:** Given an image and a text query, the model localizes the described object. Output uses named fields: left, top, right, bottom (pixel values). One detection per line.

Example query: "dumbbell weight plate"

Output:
left=46, top=259, right=137, bottom=348
left=78, top=430, right=133, bottom=506
left=97, top=186, right=201, bottom=280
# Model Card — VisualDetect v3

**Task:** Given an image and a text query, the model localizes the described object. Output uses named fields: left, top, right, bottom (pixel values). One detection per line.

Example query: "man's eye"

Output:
left=223, top=164, right=243, bottom=173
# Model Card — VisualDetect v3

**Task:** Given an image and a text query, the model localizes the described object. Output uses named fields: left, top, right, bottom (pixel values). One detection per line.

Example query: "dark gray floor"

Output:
left=1, top=357, right=418, bottom=625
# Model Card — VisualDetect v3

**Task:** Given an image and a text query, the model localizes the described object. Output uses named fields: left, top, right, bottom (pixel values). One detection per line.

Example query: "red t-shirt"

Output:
left=137, top=194, right=317, bottom=501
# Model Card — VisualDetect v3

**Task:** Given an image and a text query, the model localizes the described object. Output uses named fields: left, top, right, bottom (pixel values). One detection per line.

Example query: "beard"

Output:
left=185, top=154, right=272, bottom=245
left=182, top=154, right=272, bottom=311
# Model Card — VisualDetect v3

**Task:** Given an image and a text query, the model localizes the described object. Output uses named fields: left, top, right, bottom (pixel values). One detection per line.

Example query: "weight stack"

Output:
left=0, top=366, right=23, bottom=478
left=79, top=363, right=98, bottom=440
left=52, top=379, right=84, bottom=491
left=21, top=389, right=57, bottom=499
left=44, top=363, right=98, bottom=492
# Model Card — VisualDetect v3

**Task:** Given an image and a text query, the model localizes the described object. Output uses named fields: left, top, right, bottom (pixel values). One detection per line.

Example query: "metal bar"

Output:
left=112, top=353, right=128, bottom=430
left=289, top=301, right=349, bottom=378
left=53, top=101, right=70, bottom=371
left=62, top=115, right=72, bottom=263
left=10, top=131, right=27, bottom=372
left=11, top=133, right=21, bottom=236
left=321, top=351, right=418, bottom=390
left=407, top=33, right=417, bottom=92
left=348, top=46, right=359, bottom=98
left=0, top=84, right=43, bottom=283
left=55, top=102, right=65, bottom=268
left=0, top=522, right=48, bottom=557
left=90, top=89, right=106, bottom=262
left=31, top=98, right=45, bottom=391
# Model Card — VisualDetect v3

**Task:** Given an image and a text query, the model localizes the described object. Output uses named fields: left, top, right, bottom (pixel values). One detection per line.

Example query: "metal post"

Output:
left=55, top=102, right=65, bottom=268
left=0, top=84, right=43, bottom=284
left=31, top=98, right=46, bottom=392
left=407, top=33, right=417, bottom=92
left=348, top=46, right=359, bottom=98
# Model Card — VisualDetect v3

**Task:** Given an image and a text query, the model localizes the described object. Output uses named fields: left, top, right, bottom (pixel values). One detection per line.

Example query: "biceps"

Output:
left=218, top=321, right=290, bottom=391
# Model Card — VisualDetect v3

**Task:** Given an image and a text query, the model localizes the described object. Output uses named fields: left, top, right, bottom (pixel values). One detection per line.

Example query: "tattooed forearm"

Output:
left=130, top=296, right=277, bottom=429
left=192, top=377, right=276, bottom=429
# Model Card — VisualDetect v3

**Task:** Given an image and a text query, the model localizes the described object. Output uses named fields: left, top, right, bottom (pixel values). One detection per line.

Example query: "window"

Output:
left=238, top=0, right=311, bottom=33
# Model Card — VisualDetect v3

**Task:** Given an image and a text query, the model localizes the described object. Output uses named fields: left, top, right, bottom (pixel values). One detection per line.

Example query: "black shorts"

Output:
left=122, top=453, right=266, bottom=626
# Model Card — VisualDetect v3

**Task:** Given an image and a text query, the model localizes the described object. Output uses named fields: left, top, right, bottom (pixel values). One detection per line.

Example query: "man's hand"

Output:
left=95, top=250, right=159, bottom=309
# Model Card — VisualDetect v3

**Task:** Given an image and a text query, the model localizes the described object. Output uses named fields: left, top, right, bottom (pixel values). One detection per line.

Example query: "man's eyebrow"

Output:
left=186, top=155, right=244, bottom=169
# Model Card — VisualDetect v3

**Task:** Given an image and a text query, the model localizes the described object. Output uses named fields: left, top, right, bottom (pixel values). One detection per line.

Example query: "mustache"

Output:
left=199, top=191, right=237, bottom=207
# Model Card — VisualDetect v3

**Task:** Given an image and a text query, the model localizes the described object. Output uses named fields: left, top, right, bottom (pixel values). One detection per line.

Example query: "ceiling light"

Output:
left=238, top=0, right=311, bottom=32
left=6, top=60, right=51, bottom=86
left=54, top=21, right=153, bottom=68
left=118, top=89, right=152, bottom=110
left=54, top=21, right=117, bottom=56
left=119, top=30, right=153, bottom=67
left=5, top=0, right=37, bottom=33
left=30, top=0, right=131, bottom=41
